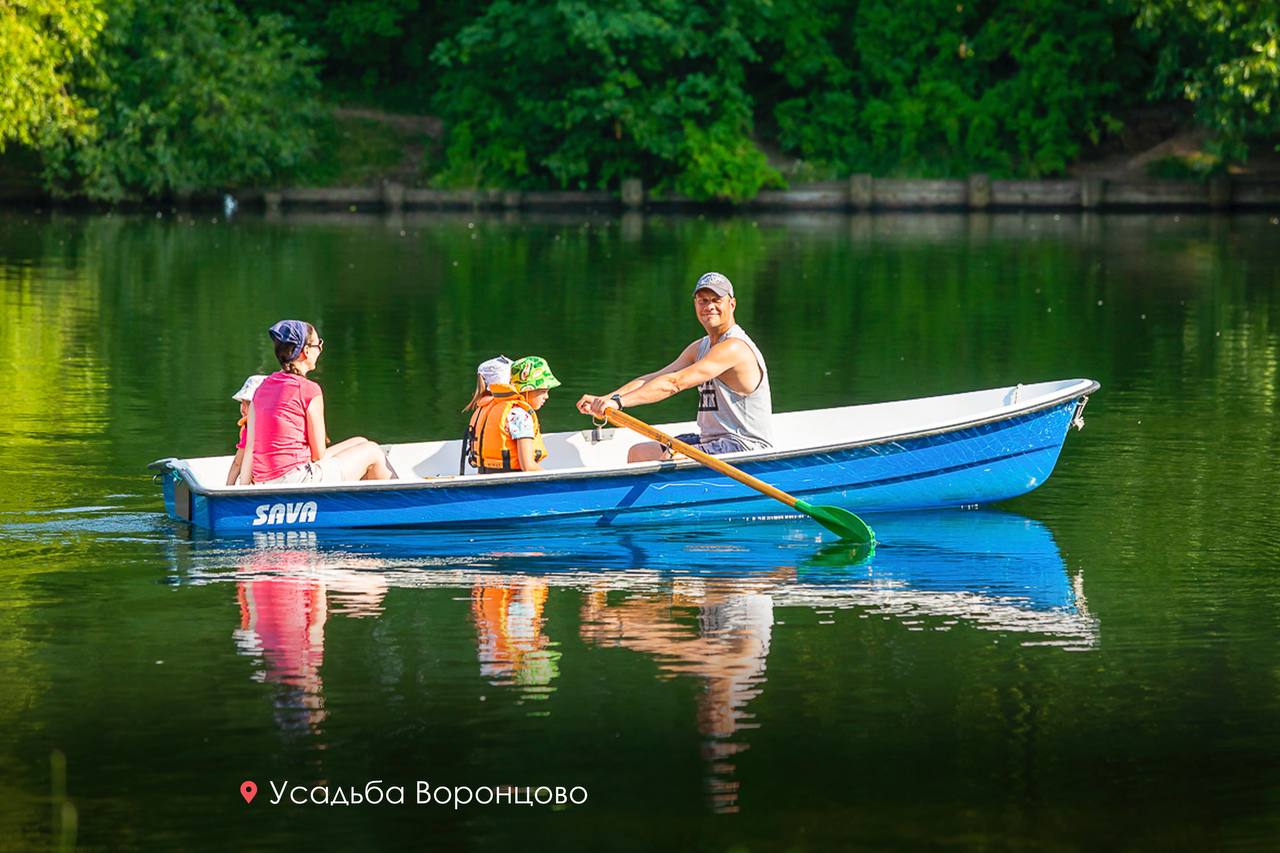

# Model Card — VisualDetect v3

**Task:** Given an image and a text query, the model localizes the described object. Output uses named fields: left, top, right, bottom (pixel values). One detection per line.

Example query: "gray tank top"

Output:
left=695, top=325, right=773, bottom=448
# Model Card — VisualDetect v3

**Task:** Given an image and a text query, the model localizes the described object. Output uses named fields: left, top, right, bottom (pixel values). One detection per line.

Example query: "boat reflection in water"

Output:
left=231, top=548, right=388, bottom=734
left=175, top=509, right=1094, bottom=811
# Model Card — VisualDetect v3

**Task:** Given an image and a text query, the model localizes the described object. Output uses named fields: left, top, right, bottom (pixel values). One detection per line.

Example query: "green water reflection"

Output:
left=0, top=211, right=1277, bottom=850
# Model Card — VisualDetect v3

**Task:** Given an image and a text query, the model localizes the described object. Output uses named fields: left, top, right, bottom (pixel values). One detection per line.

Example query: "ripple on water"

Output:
left=0, top=509, right=172, bottom=539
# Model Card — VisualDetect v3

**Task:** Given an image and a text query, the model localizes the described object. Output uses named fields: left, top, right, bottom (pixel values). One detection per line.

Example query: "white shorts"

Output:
left=672, top=432, right=764, bottom=456
left=261, top=458, right=342, bottom=485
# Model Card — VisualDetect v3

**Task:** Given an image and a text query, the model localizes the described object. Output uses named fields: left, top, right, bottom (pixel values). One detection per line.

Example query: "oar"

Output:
left=599, top=408, right=875, bottom=545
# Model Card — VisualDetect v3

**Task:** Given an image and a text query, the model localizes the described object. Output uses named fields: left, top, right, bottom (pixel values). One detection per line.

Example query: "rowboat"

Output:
left=152, top=377, right=1098, bottom=533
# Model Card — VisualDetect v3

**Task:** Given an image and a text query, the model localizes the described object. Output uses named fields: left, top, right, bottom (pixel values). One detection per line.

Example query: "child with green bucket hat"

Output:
left=470, top=356, right=561, bottom=473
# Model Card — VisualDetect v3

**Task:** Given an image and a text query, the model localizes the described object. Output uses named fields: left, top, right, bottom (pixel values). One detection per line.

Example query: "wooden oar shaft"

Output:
left=602, top=409, right=799, bottom=510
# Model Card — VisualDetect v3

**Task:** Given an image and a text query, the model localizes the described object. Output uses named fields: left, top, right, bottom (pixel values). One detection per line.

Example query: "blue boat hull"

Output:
left=161, top=397, right=1083, bottom=533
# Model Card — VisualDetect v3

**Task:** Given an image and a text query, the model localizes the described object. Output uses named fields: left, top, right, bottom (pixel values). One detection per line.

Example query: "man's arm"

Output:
left=577, top=341, right=700, bottom=415
left=580, top=338, right=751, bottom=415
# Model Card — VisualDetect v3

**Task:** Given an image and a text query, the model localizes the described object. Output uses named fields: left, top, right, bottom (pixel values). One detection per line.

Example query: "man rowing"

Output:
left=576, top=272, right=773, bottom=462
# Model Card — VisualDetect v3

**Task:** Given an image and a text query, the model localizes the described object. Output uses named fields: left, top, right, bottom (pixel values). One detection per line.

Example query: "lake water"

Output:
left=1, top=210, right=1277, bottom=850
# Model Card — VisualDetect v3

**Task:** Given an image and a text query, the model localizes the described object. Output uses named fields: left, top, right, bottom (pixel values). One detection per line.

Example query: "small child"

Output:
left=469, top=356, right=560, bottom=473
left=226, top=374, right=267, bottom=485
left=461, top=356, right=513, bottom=474
left=464, top=355, right=514, bottom=414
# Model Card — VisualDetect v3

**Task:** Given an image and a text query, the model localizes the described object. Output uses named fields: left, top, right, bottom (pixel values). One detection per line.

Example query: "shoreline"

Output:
left=6, top=174, right=1280, bottom=213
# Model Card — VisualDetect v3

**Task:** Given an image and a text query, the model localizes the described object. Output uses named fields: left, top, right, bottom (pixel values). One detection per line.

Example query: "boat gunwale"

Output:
left=162, top=379, right=1100, bottom=499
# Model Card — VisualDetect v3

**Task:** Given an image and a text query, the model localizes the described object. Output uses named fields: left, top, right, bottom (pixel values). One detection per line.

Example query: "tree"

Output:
left=41, top=0, right=322, bottom=201
left=1137, top=0, right=1280, bottom=159
left=766, top=0, right=1142, bottom=177
left=429, top=0, right=782, bottom=202
left=0, top=0, right=105, bottom=150
left=231, top=0, right=473, bottom=107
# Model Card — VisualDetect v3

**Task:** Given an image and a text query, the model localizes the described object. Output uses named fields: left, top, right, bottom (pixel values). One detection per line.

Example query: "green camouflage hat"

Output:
left=510, top=356, right=561, bottom=391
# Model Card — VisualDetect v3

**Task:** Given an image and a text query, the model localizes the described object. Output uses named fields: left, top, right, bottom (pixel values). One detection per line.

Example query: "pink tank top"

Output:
left=251, top=372, right=322, bottom=483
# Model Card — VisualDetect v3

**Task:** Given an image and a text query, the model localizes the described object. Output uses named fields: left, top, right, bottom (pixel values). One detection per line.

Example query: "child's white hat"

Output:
left=477, top=355, right=512, bottom=388
left=233, top=374, right=268, bottom=402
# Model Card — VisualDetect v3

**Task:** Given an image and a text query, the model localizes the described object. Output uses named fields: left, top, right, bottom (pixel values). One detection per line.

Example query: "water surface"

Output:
left=1, top=210, right=1278, bottom=850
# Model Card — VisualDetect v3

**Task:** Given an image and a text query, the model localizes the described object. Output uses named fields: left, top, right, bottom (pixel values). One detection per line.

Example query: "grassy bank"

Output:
left=291, top=108, right=441, bottom=188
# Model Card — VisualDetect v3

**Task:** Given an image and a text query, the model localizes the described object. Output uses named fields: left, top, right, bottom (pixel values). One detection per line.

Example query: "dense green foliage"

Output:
left=8, top=0, right=1280, bottom=200
left=427, top=0, right=782, bottom=201
left=0, top=0, right=105, bottom=150
left=767, top=0, right=1142, bottom=177
left=1137, top=0, right=1280, bottom=160
left=40, top=0, right=322, bottom=201
left=228, top=0, right=472, bottom=106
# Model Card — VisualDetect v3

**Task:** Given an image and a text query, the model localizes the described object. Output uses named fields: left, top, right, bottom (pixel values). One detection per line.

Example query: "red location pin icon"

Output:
left=240, top=780, right=258, bottom=804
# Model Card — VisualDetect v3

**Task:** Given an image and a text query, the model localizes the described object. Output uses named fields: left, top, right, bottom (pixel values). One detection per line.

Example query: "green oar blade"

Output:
left=795, top=500, right=875, bottom=545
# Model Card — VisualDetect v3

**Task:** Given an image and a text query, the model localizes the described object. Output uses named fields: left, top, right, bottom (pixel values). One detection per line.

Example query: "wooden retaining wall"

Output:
left=250, top=174, right=1280, bottom=214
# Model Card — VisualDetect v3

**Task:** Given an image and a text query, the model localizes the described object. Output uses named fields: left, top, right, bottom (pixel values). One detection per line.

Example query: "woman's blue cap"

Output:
left=268, top=319, right=309, bottom=361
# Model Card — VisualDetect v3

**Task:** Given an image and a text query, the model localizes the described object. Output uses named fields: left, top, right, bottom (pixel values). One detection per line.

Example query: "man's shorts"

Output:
left=672, top=433, right=758, bottom=456
left=260, top=458, right=342, bottom=485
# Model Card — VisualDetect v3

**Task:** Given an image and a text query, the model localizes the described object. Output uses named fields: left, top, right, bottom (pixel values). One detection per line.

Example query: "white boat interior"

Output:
left=176, top=378, right=1094, bottom=492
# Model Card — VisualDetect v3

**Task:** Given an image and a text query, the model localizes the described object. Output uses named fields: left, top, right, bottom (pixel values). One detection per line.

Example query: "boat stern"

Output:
left=149, top=458, right=203, bottom=526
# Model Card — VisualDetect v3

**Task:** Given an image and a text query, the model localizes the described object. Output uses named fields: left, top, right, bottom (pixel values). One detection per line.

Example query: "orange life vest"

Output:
left=460, top=391, right=493, bottom=474
left=467, top=384, right=548, bottom=472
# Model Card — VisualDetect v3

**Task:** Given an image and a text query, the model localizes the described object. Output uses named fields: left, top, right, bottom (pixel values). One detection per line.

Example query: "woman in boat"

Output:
left=238, top=320, right=395, bottom=485
left=460, top=355, right=513, bottom=474
left=468, top=356, right=560, bottom=473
